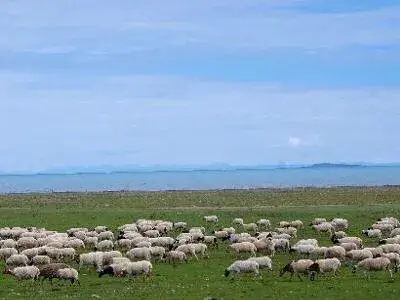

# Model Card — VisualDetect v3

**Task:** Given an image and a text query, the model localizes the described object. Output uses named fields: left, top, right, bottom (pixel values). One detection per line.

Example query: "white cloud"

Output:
left=288, top=137, right=302, bottom=147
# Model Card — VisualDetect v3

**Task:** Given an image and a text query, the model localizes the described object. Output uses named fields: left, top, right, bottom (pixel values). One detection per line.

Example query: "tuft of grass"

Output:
left=0, top=187, right=400, bottom=299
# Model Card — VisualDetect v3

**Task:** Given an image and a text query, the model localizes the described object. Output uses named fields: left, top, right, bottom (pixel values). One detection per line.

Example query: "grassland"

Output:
left=1, top=186, right=400, bottom=300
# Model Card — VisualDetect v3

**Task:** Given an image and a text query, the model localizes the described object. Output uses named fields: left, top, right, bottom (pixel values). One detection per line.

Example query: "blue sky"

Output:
left=1, top=0, right=400, bottom=172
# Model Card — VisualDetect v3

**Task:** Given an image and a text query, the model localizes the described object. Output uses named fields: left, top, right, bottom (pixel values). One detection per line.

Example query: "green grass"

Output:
left=1, top=186, right=400, bottom=299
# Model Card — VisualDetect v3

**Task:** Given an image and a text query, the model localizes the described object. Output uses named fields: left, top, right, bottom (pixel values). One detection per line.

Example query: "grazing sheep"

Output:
left=256, top=219, right=271, bottom=228
left=352, top=257, right=393, bottom=279
left=308, top=258, right=341, bottom=280
left=290, top=220, right=304, bottom=228
left=94, top=226, right=108, bottom=233
left=173, top=222, right=188, bottom=230
left=378, top=244, right=400, bottom=254
left=124, top=260, right=153, bottom=277
left=339, top=242, right=358, bottom=251
left=276, top=227, right=297, bottom=238
left=150, top=246, right=166, bottom=261
left=57, top=268, right=80, bottom=285
left=230, top=242, right=257, bottom=257
left=243, top=223, right=258, bottom=232
left=247, top=256, right=272, bottom=270
left=150, top=237, right=175, bottom=248
left=84, top=236, right=99, bottom=248
left=136, top=241, right=152, bottom=248
left=143, top=230, right=160, bottom=238
left=224, top=260, right=260, bottom=278
left=372, top=223, right=394, bottom=235
left=222, top=227, right=236, bottom=235
left=289, top=244, right=316, bottom=256
left=16, top=237, right=38, bottom=250
left=64, top=239, right=85, bottom=250
left=98, top=231, right=114, bottom=241
left=95, top=240, right=114, bottom=252
left=98, top=263, right=127, bottom=277
left=312, top=222, right=334, bottom=234
left=77, top=252, right=104, bottom=270
left=324, top=246, right=346, bottom=261
left=112, top=257, right=131, bottom=265
left=362, top=229, right=382, bottom=239
left=203, top=236, right=218, bottom=246
left=126, top=247, right=152, bottom=261
left=311, top=218, right=327, bottom=225
left=203, top=215, right=218, bottom=223
left=390, top=228, right=400, bottom=237
left=331, top=231, right=347, bottom=240
left=310, top=247, right=328, bottom=259
left=32, top=255, right=51, bottom=266
left=381, top=253, right=400, bottom=272
left=6, top=254, right=29, bottom=269
left=334, top=237, right=363, bottom=249
left=379, top=235, right=400, bottom=245
left=0, top=248, right=18, bottom=260
left=254, top=238, right=275, bottom=256
left=39, top=263, right=71, bottom=284
left=346, top=249, right=373, bottom=262
left=364, top=247, right=384, bottom=258
left=294, top=239, right=318, bottom=248
left=331, top=218, right=349, bottom=231
left=8, top=266, right=40, bottom=281
left=272, top=239, right=290, bottom=252
left=279, top=259, right=314, bottom=280
left=232, top=218, right=244, bottom=226
left=214, top=230, right=229, bottom=239
left=1, top=239, right=17, bottom=249
left=279, top=221, right=290, bottom=228
left=166, top=251, right=188, bottom=264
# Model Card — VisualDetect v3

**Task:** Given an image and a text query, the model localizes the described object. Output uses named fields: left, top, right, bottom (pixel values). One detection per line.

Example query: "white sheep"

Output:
left=32, top=255, right=51, bottom=265
left=334, top=237, right=363, bottom=249
left=57, top=268, right=80, bottom=285
left=166, top=250, right=188, bottom=264
left=324, top=246, right=346, bottom=261
left=203, top=215, right=218, bottom=223
left=279, top=259, right=314, bottom=280
left=346, top=249, right=373, bottom=262
left=331, top=218, right=348, bottom=231
left=390, top=228, right=400, bottom=237
left=382, top=253, right=400, bottom=271
left=150, top=246, right=166, bottom=261
left=256, top=219, right=271, bottom=228
left=98, top=231, right=114, bottom=241
left=232, top=218, right=244, bottom=226
left=253, top=238, right=275, bottom=256
left=84, top=236, right=99, bottom=248
left=243, top=223, right=258, bottom=232
left=143, top=230, right=160, bottom=238
left=272, top=238, right=290, bottom=252
left=378, top=244, right=400, bottom=254
left=294, top=239, right=318, bottom=248
left=6, top=254, right=29, bottom=268
left=112, top=257, right=131, bottom=265
left=64, top=239, right=85, bottom=250
left=16, top=237, right=38, bottom=250
left=352, top=257, right=393, bottom=279
left=95, top=240, right=114, bottom=252
left=124, top=260, right=153, bottom=277
left=247, top=256, right=272, bottom=270
left=9, top=266, right=40, bottom=280
left=173, top=222, right=187, bottom=230
left=1, top=239, right=17, bottom=249
left=362, top=229, right=382, bottom=239
left=308, top=258, right=341, bottom=280
left=363, top=247, right=384, bottom=258
left=225, top=260, right=260, bottom=278
left=126, top=247, right=152, bottom=261
left=290, top=220, right=304, bottom=228
left=276, top=227, right=297, bottom=238
left=0, top=248, right=18, bottom=260
left=289, top=244, right=316, bottom=256
left=94, top=226, right=108, bottom=233
left=310, top=247, right=327, bottom=259
left=339, top=242, right=358, bottom=251
left=312, top=222, right=334, bottom=234
left=230, top=242, right=257, bottom=257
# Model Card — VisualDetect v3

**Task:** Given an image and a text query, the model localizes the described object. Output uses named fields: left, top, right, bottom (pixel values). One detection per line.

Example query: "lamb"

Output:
left=165, top=251, right=188, bottom=264
left=203, top=215, right=218, bottom=223
left=346, top=249, right=373, bottom=262
left=308, top=258, right=341, bottom=281
left=6, top=254, right=29, bottom=269
left=324, top=246, right=346, bottom=261
left=352, top=257, right=393, bottom=279
left=224, top=260, right=260, bottom=278
left=362, top=229, right=382, bottom=239
left=247, top=256, right=272, bottom=270
left=279, top=259, right=314, bottom=280
left=95, top=240, right=114, bottom=251
left=232, top=218, right=244, bottom=226
left=289, top=244, right=316, bottom=256
left=0, top=248, right=18, bottom=260
left=229, top=242, right=257, bottom=257
left=9, top=266, right=40, bottom=281
left=32, top=255, right=51, bottom=265
left=126, top=247, right=152, bottom=261
left=57, top=268, right=80, bottom=285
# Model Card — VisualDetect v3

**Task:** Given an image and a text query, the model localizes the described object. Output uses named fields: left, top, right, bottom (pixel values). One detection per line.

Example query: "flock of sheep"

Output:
left=1, top=215, right=400, bottom=285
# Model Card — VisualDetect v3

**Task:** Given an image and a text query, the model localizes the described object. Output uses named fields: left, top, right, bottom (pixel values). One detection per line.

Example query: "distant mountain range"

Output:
left=1, top=162, right=399, bottom=176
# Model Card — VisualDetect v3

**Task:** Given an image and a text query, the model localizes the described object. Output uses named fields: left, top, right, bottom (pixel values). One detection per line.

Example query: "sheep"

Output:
left=232, top=218, right=244, bottom=226
left=16, top=237, right=38, bottom=250
left=279, top=259, right=314, bottom=280
left=84, top=236, right=99, bottom=248
left=1, top=239, right=17, bottom=249
left=308, top=258, right=341, bottom=281
left=203, top=236, right=218, bottom=246
left=39, top=263, right=72, bottom=284
left=324, top=246, right=346, bottom=261
left=331, top=231, right=347, bottom=240
left=339, top=242, right=358, bottom=251
left=362, top=229, right=382, bottom=239
left=124, top=260, right=153, bottom=278
left=276, top=227, right=297, bottom=238
left=310, top=247, right=327, bottom=259
left=98, top=263, right=127, bottom=277
left=191, top=243, right=208, bottom=258
left=331, top=218, right=349, bottom=231
left=57, top=268, right=80, bottom=285
left=174, top=244, right=198, bottom=260
left=126, top=247, right=151, bottom=261
left=21, top=248, right=39, bottom=260
left=364, top=247, right=384, bottom=258
left=294, top=239, right=318, bottom=248
left=279, top=221, right=290, bottom=228
left=346, top=249, right=373, bottom=262
left=95, top=240, right=114, bottom=252
left=256, top=219, right=271, bottom=228
left=230, top=242, right=257, bottom=257
left=150, top=246, right=166, bottom=261
left=64, top=239, right=85, bottom=250
left=112, top=257, right=131, bottom=265
left=0, top=248, right=18, bottom=260
left=378, top=235, right=400, bottom=245
left=77, top=252, right=104, bottom=270
left=101, top=251, right=123, bottom=266
left=312, top=222, right=334, bottom=234
left=311, top=218, right=326, bottom=225
left=173, top=222, right=187, bottom=230
left=214, top=230, right=229, bottom=239
left=290, top=220, right=304, bottom=228
left=222, top=227, right=235, bottom=235
left=272, top=238, right=290, bottom=252
left=224, top=260, right=260, bottom=278
left=150, top=237, right=175, bottom=248
left=136, top=241, right=152, bottom=248
left=32, top=255, right=51, bottom=266
left=378, top=244, right=400, bottom=254
left=352, top=257, right=393, bottom=279
left=372, top=223, right=394, bottom=234
left=253, top=238, right=275, bottom=256
left=289, top=244, right=316, bottom=256
left=247, top=256, right=272, bottom=270
left=98, top=231, right=114, bottom=241
left=94, top=226, right=108, bottom=233
left=381, top=253, right=400, bottom=272
left=390, top=228, right=400, bottom=237
left=58, top=248, right=76, bottom=262
left=8, top=266, right=40, bottom=281
left=333, top=237, right=363, bottom=249
left=243, top=223, right=258, bottom=232
left=203, top=215, right=218, bottom=223
left=166, top=251, right=188, bottom=264
left=6, top=254, right=29, bottom=269
left=143, top=230, right=160, bottom=238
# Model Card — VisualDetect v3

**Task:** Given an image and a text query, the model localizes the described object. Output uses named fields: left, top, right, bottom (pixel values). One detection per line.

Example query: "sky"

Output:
left=1, top=0, right=400, bottom=173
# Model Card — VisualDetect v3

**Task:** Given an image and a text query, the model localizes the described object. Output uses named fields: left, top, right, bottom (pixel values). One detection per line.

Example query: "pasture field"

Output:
left=1, top=186, right=400, bottom=300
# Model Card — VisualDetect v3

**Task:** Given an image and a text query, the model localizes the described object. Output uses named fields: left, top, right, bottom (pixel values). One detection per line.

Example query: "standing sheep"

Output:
left=224, top=260, right=260, bottom=279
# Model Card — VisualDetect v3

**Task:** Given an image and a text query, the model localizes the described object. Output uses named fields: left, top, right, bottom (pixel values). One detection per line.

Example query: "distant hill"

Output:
left=302, top=163, right=362, bottom=169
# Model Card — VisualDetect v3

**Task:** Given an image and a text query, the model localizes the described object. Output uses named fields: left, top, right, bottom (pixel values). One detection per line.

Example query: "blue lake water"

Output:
left=0, top=166, right=399, bottom=193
